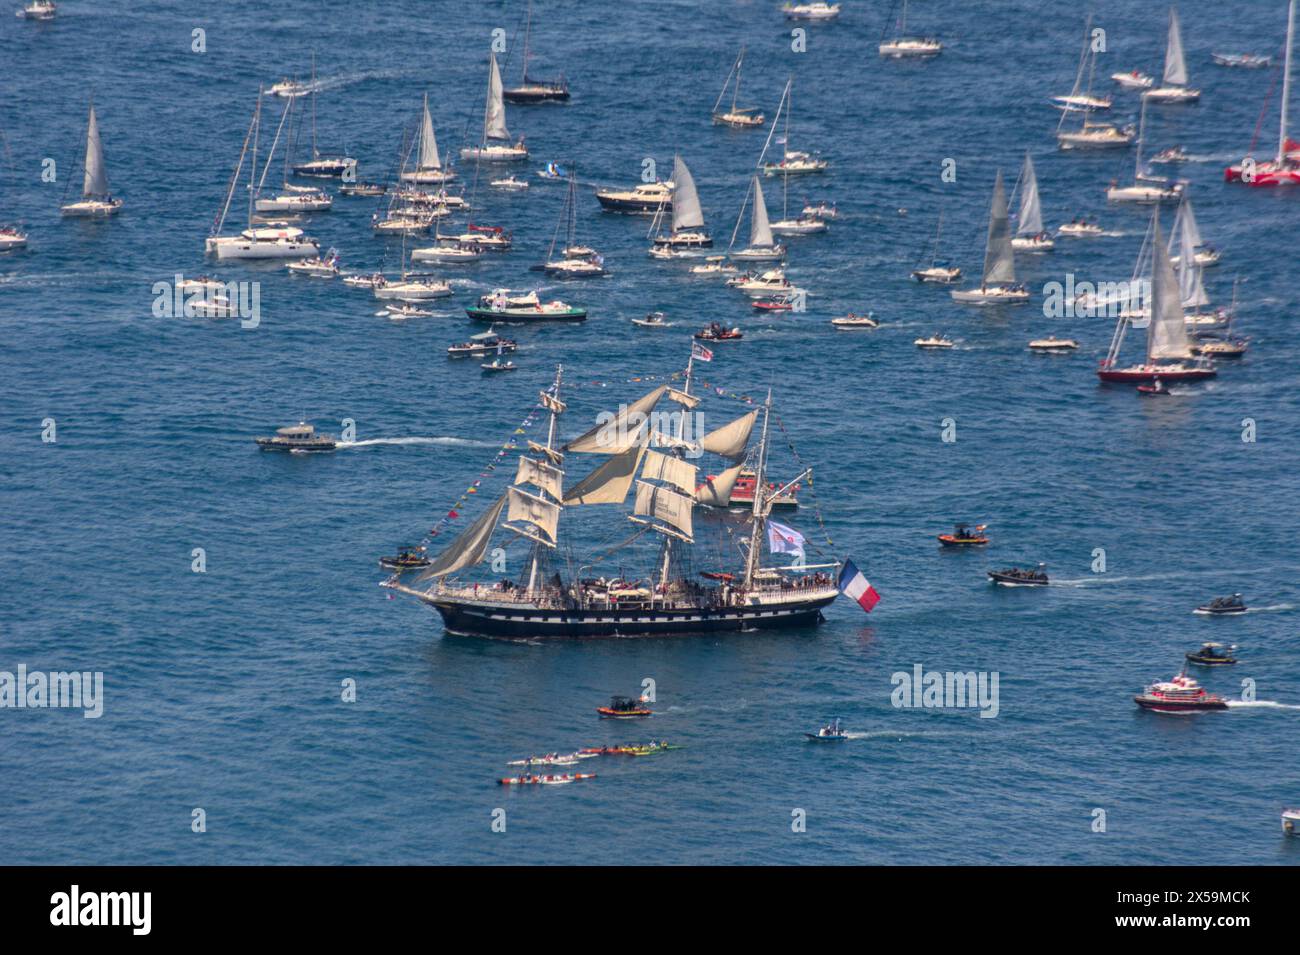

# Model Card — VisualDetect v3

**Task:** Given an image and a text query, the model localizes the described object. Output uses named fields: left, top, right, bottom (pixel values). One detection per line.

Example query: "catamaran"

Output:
left=649, top=155, right=711, bottom=251
left=400, top=94, right=455, bottom=184
left=1097, top=211, right=1216, bottom=383
left=1226, top=0, right=1300, bottom=185
left=60, top=104, right=123, bottom=217
left=461, top=53, right=528, bottom=162
left=879, top=0, right=941, bottom=57
left=1106, top=97, right=1184, bottom=203
left=1010, top=152, right=1053, bottom=252
left=950, top=171, right=1029, bottom=304
left=729, top=175, right=786, bottom=261
left=503, top=0, right=570, bottom=102
left=382, top=362, right=842, bottom=638
left=1144, top=7, right=1201, bottom=103
left=712, top=48, right=765, bottom=128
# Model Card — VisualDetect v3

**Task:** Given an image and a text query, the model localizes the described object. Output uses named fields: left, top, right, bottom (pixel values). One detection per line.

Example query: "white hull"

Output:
left=399, top=169, right=457, bottom=184
left=411, top=247, right=484, bottom=263
left=1057, top=129, right=1135, bottom=150
left=373, top=282, right=453, bottom=300
left=206, top=235, right=319, bottom=260
left=1143, top=86, right=1201, bottom=103
left=731, top=245, right=786, bottom=261
left=1106, top=184, right=1181, bottom=204
left=1012, top=235, right=1055, bottom=252
left=911, top=266, right=961, bottom=284
left=770, top=219, right=827, bottom=235
left=0, top=233, right=28, bottom=251
left=459, top=144, right=529, bottom=162
left=1112, top=71, right=1154, bottom=89
left=879, top=39, right=942, bottom=58
left=254, top=195, right=332, bottom=213
left=950, top=285, right=1030, bottom=305
left=60, top=198, right=122, bottom=217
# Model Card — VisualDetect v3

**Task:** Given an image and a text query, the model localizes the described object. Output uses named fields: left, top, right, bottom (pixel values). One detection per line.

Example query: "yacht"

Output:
left=460, top=53, right=529, bottom=161
left=712, top=48, right=765, bottom=127
left=1057, top=218, right=1104, bottom=238
left=61, top=104, right=123, bottom=217
left=914, top=335, right=955, bottom=349
left=728, top=268, right=793, bottom=296
left=730, top=175, right=786, bottom=261
left=1057, top=122, right=1137, bottom=149
left=287, top=250, right=340, bottom=277
left=596, top=180, right=673, bottom=214
left=783, top=2, right=840, bottom=20
left=255, top=187, right=332, bottom=213
left=1010, top=152, right=1054, bottom=252
left=1112, top=69, right=1155, bottom=90
left=400, top=93, right=456, bottom=184
left=255, top=422, right=337, bottom=452
left=831, top=313, right=878, bottom=328
left=951, top=171, right=1030, bottom=305
left=16, top=1, right=56, bottom=20
left=1028, top=337, right=1079, bottom=352
left=690, top=255, right=738, bottom=276
left=762, top=150, right=828, bottom=176
left=410, top=241, right=485, bottom=264
left=491, top=175, right=529, bottom=191
left=502, top=0, right=570, bottom=102
left=0, top=226, right=28, bottom=251
left=879, top=1, right=941, bottom=57
left=1144, top=8, right=1201, bottom=103
left=372, top=274, right=453, bottom=300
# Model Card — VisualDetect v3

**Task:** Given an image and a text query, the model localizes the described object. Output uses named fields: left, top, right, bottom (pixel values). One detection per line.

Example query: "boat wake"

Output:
left=1225, top=700, right=1300, bottom=711
left=1246, top=603, right=1295, bottom=613
left=338, top=436, right=496, bottom=449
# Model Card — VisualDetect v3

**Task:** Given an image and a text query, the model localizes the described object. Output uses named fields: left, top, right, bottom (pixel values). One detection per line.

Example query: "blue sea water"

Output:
left=2, top=0, right=1299, bottom=865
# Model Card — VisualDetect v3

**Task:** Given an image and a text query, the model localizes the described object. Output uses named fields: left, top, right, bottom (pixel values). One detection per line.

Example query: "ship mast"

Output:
left=742, top=390, right=773, bottom=590
left=1279, top=0, right=1296, bottom=166
left=525, top=364, right=564, bottom=595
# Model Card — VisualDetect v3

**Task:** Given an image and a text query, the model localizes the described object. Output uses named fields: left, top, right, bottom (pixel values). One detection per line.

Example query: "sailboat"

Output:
left=400, top=93, right=455, bottom=184
left=373, top=233, right=453, bottom=300
left=60, top=103, right=122, bottom=217
left=1053, top=21, right=1111, bottom=111
left=1192, top=278, right=1249, bottom=358
left=761, top=79, right=828, bottom=177
left=255, top=95, right=333, bottom=214
left=729, top=175, right=786, bottom=261
left=1057, top=21, right=1136, bottom=150
left=1097, top=211, right=1215, bottom=383
left=911, top=210, right=961, bottom=283
left=1144, top=7, right=1201, bottom=103
left=650, top=155, right=711, bottom=252
left=503, top=0, right=570, bottom=103
left=460, top=53, right=528, bottom=162
left=712, top=48, right=765, bottom=128
left=382, top=362, right=842, bottom=638
left=1226, top=0, right=1300, bottom=185
left=879, top=0, right=942, bottom=58
left=1010, top=152, right=1054, bottom=252
left=1167, top=194, right=1220, bottom=268
left=1106, top=97, right=1183, bottom=203
left=543, top=173, right=606, bottom=277
left=291, top=54, right=356, bottom=178
left=206, top=92, right=320, bottom=260
left=0, top=135, right=27, bottom=249
left=950, top=171, right=1029, bottom=304
left=1174, top=205, right=1224, bottom=329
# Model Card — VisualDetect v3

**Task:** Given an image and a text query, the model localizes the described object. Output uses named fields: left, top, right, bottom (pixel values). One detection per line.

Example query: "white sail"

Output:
left=1148, top=217, right=1195, bottom=360
left=695, top=463, right=744, bottom=507
left=749, top=175, right=774, bottom=248
left=539, top=392, right=566, bottom=415
left=83, top=105, right=109, bottom=198
left=514, top=456, right=564, bottom=501
left=699, top=410, right=757, bottom=460
left=982, top=170, right=1016, bottom=285
left=633, top=480, right=694, bottom=540
left=527, top=439, right=564, bottom=465
left=563, top=442, right=646, bottom=505
left=416, top=493, right=507, bottom=580
left=640, top=449, right=698, bottom=496
left=671, top=156, right=705, bottom=233
left=1177, top=221, right=1209, bottom=308
left=565, top=385, right=667, bottom=453
left=665, top=387, right=701, bottom=410
left=485, top=53, right=511, bottom=142
left=1016, top=153, right=1043, bottom=236
left=1179, top=195, right=1202, bottom=249
left=506, top=486, right=560, bottom=545
left=1164, top=7, right=1189, bottom=86
left=417, top=94, right=441, bottom=169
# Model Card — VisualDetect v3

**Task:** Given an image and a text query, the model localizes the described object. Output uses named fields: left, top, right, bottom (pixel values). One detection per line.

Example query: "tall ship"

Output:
left=383, top=358, right=842, bottom=638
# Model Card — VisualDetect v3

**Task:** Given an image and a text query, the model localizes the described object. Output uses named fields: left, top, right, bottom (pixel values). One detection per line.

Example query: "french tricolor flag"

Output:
left=837, top=559, right=881, bottom=613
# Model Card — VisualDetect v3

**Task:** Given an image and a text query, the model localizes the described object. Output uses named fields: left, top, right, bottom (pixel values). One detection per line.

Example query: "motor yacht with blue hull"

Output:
left=383, top=363, right=845, bottom=639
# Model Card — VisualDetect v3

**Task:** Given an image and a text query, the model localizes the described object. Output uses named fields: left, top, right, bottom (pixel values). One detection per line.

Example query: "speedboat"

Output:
left=597, top=696, right=652, bottom=719
left=595, top=180, right=673, bottom=214
left=269, top=77, right=311, bottom=98
left=762, top=150, right=829, bottom=177
left=255, top=421, right=337, bottom=452
left=752, top=296, right=794, bottom=312
left=880, top=36, right=943, bottom=58
left=466, top=289, right=586, bottom=323
left=383, top=303, right=435, bottom=319
left=543, top=255, right=606, bottom=278
left=448, top=329, right=518, bottom=358
left=1134, top=672, right=1228, bottom=712
left=805, top=718, right=848, bottom=742
left=378, top=546, right=431, bottom=572
left=1137, top=380, right=1171, bottom=397
left=831, top=313, right=878, bottom=328
left=728, top=268, right=792, bottom=296
left=287, top=251, right=340, bottom=277
left=343, top=272, right=385, bottom=289
left=0, top=226, right=29, bottom=251
left=1186, top=642, right=1238, bottom=666
left=1149, top=145, right=1189, bottom=164
left=783, top=2, right=841, bottom=20
left=490, top=176, right=529, bottom=191
left=632, top=312, right=673, bottom=328
left=938, top=524, right=988, bottom=547
left=1053, top=92, right=1112, bottom=112
left=770, top=215, right=828, bottom=235
left=1106, top=178, right=1183, bottom=204
left=1057, top=219, right=1104, bottom=238
left=1011, top=232, right=1055, bottom=252
left=802, top=201, right=838, bottom=219
left=911, top=265, right=961, bottom=283
left=1194, top=594, right=1247, bottom=615
left=1213, top=52, right=1272, bottom=68
left=690, top=256, right=738, bottom=276
left=16, top=0, right=56, bottom=20
left=914, top=334, right=955, bottom=349
left=1028, top=337, right=1078, bottom=352
left=1111, top=69, right=1155, bottom=90
left=1283, top=809, right=1300, bottom=834
left=988, top=566, right=1048, bottom=586
left=694, top=322, right=743, bottom=342
left=339, top=182, right=386, bottom=197
left=481, top=359, right=517, bottom=373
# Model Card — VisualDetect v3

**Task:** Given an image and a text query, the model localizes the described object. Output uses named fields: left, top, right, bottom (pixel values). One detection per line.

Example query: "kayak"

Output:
left=597, top=706, right=652, bottom=718
left=579, top=742, right=680, bottom=756
left=506, top=752, right=581, bottom=767
left=498, top=773, right=597, bottom=786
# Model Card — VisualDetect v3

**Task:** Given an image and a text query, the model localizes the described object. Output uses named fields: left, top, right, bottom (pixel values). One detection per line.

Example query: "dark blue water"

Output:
left=3, top=1, right=1299, bottom=865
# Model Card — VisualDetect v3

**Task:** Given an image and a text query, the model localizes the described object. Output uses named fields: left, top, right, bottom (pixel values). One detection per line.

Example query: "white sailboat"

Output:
left=650, top=155, right=711, bottom=251
left=1144, top=7, right=1201, bottom=103
left=764, top=80, right=828, bottom=236
left=950, top=171, right=1029, bottom=304
left=1174, top=207, right=1224, bottom=328
left=401, top=93, right=456, bottom=184
left=712, top=48, right=765, bottom=128
left=1167, top=194, right=1220, bottom=267
left=254, top=95, right=333, bottom=213
left=729, top=175, right=786, bottom=261
left=1106, top=97, right=1184, bottom=203
left=0, top=141, right=28, bottom=249
left=460, top=53, right=528, bottom=162
left=911, top=209, right=961, bottom=283
left=1053, top=23, right=1111, bottom=112
left=60, top=104, right=123, bottom=217
left=879, top=0, right=942, bottom=58
left=1010, top=152, right=1053, bottom=252
left=206, top=92, right=320, bottom=260
left=291, top=53, right=356, bottom=178
left=544, top=173, right=606, bottom=277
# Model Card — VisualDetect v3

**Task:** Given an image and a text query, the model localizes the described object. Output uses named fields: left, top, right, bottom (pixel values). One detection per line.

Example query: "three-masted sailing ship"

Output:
left=384, top=360, right=842, bottom=638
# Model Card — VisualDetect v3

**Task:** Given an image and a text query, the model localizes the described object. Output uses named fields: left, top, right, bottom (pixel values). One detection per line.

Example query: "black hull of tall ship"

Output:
left=425, top=594, right=837, bottom=638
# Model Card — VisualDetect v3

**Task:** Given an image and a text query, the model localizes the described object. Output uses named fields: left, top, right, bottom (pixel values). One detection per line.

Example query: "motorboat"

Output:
left=1112, top=69, right=1155, bottom=90
left=632, top=311, right=673, bottom=328
left=343, top=272, right=385, bottom=289
left=383, top=303, right=435, bottom=319
left=1150, top=145, right=1189, bottom=164
left=1107, top=177, right=1182, bottom=204
left=1194, top=594, right=1248, bottom=615
left=1053, top=92, right=1112, bottom=112
left=595, top=180, right=673, bottom=214
left=1186, top=642, right=1238, bottom=666
left=1143, top=9, right=1201, bottom=103
left=490, top=175, right=529, bottom=190
left=269, top=77, right=311, bottom=98
left=728, top=268, right=793, bottom=296
left=339, top=182, right=386, bottom=197
left=938, top=524, right=988, bottom=546
left=831, top=313, right=878, bottom=328
left=255, top=421, right=337, bottom=452
left=770, top=215, right=828, bottom=235
left=16, top=0, right=56, bottom=19
left=690, top=256, right=738, bottom=276
left=481, top=359, right=518, bottom=373
left=912, top=264, right=961, bottom=283
left=988, top=565, right=1048, bottom=586
left=783, top=2, right=841, bottom=20
left=1057, top=219, right=1104, bottom=238
left=1191, top=336, right=1248, bottom=359
left=287, top=250, right=340, bottom=277
left=1136, top=380, right=1170, bottom=397
left=0, top=226, right=28, bottom=251
left=453, top=224, right=512, bottom=251
left=448, top=329, right=518, bottom=357
left=1213, top=52, right=1272, bottom=68
left=1283, top=809, right=1300, bottom=835
left=379, top=547, right=431, bottom=572
left=915, top=335, right=955, bottom=349
left=752, top=296, right=794, bottom=312
left=466, top=289, right=586, bottom=323
left=597, top=696, right=652, bottom=719
left=694, top=322, right=743, bottom=342
left=802, top=201, right=838, bottom=219
left=1028, top=337, right=1078, bottom=352
left=762, top=150, right=829, bottom=177
left=1057, top=121, right=1136, bottom=150
left=543, top=255, right=606, bottom=278
left=1134, top=672, right=1228, bottom=712
left=712, top=48, right=765, bottom=127
left=804, top=718, right=848, bottom=742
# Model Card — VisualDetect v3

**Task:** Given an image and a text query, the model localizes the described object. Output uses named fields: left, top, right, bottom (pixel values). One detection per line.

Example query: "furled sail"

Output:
left=749, top=175, right=774, bottom=248
left=417, top=94, right=441, bottom=169
left=539, top=391, right=566, bottom=415
left=527, top=440, right=564, bottom=465
left=695, top=463, right=744, bottom=507
left=416, top=493, right=507, bottom=580
left=1163, top=8, right=1188, bottom=86
left=632, top=480, right=694, bottom=541
left=1148, top=217, right=1195, bottom=361
left=982, top=170, right=1016, bottom=285
left=699, top=410, right=757, bottom=460
left=563, top=441, right=646, bottom=505
left=671, top=156, right=705, bottom=233
left=565, top=385, right=667, bottom=453
left=505, top=486, right=560, bottom=545
left=514, top=456, right=564, bottom=501
left=640, top=449, right=698, bottom=496
left=485, top=53, right=511, bottom=142
left=83, top=105, right=109, bottom=198
left=665, top=387, right=701, bottom=410
left=1016, top=153, right=1043, bottom=237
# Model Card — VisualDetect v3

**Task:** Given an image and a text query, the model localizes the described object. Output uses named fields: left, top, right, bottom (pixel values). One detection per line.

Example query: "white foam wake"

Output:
left=338, top=436, right=494, bottom=449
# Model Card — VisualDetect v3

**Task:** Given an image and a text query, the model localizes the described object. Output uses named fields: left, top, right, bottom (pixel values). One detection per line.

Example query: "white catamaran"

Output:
left=60, top=104, right=123, bottom=217
left=1144, top=7, right=1201, bottom=103
left=951, top=170, right=1029, bottom=304
left=1010, top=152, right=1054, bottom=252
left=461, top=53, right=528, bottom=162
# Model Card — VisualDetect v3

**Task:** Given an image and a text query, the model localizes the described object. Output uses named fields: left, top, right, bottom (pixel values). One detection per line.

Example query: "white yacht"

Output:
left=650, top=157, right=711, bottom=250
left=372, top=274, right=453, bottom=300
left=0, top=226, right=27, bottom=251
left=1144, top=8, right=1201, bottom=103
left=460, top=53, right=528, bottom=161
left=1057, top=121, right=1136, bottom=149
left=951, top=171, right=1030, bottom=305
left=1010, top=152, right=1054, bottom=252
left=61, top=104, right=123, bottom=217
left=596, top=180, right=673, bottom=214
left=410, top=241, right=485, bottom=264
left=16, top=1, right=55, bottom=20
left=783, top=2, right=840, bottom=20
left=1057, top=218, right=1104, bottom=238
left=728, top=267, right=793, bottom=296
left=762, top=150, right=828, bottom=176
left=255, top=188, right=332, bottom=213
left=712, top=48, right=765, bottom=127
left=879, top=1, right=941, bottom=57
left=730, top=175, right=786, bottom=261
left=1112, top=69, right=1155, bottom=90
left=401, top=93, right=456, bottom=184
left=1106, top=99, right=1184, bottom=203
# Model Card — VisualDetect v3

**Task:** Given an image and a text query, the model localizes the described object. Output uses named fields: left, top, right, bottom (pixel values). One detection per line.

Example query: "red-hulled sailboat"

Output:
left=1225, top=0, right=1300, bottom=186
left=1097, top=211, right=1216, bottom=384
